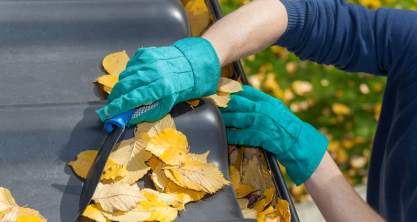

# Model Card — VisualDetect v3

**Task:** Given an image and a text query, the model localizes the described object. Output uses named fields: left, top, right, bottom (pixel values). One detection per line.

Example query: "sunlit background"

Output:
left=220, top=0, right=416, bottom=203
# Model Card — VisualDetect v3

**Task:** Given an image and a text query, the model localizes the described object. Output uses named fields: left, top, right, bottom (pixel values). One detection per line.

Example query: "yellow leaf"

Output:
left=237, top=198, right=249, bottom=209
left=255, top=187, right=275, bottom=213
left=100, top=159, right=128, bottom=183
left=0, top=188, right=46, bottom=222
left=186, top=99, right=200, bottom=107
left=332, top=103, right=351, bottom=115
left=218, top=77, right=243, bottom=94
left=164, top=157, right=229, bottom=193
left=102, top=50, right=129, bottom=75
left=137, top=189, right=179, bottom=222
left=101, top=208, right=151, bottom=222
left=135, top=115, right=176, bottom=139
left=206, top=94, right=231, bottom=108
left=184, top=0, right=210, bottom=36
left=145, top=206, right=177, bottom=222
left=1, top=207, right=18, bottom=222
left=186, top=151, right=210, bottom=163
left=257, top=199, right=291, bottom=222
left=257, top=206, right=275, bottom=222
left=109, top=138, right=152, bottom=184
left=108, top=138, right=135, bottom=165
left=16, top=208, right=46, bottom=222
left=148, top=157, right=206, bottom=204
left=68, top=150, right=97, bottom=179
left=145, top=128, right=188, bottom=166
left=82, top=204, right=109, bottom=222
left=92, top=183, right=144, bottom=213
left=235, top=184, right=256, bottom=199
left=229, top=166, right=256, bottom=198
left=0, top=187, right=17, bottom=212
left=102, top=189, right=181, bottom=222
left=96, top=74, right=118, bottom=93
left=140, top=189, right=184, bottom=210
left=103, top=85, right=113, bottom=94
left=241, top=208, right=257, bottom=219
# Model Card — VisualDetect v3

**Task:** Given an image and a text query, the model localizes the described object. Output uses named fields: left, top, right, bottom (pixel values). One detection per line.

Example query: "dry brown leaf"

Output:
left=92, top=183, right=144, bottom=213
left=218, top=77, right=243, bottom=94
left=164, top=157, right=229, bottom=193
left=145, top=128, right=188, bottom=166
left=241, top=156, right=271, bottom=192
left=102, top=50, right=129, bottom=76
left=230, top=166, right=256, bottom=198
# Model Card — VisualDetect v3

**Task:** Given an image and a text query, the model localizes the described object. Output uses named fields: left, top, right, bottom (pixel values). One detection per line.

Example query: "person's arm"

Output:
left=203, top=0, right=288, bottom=66
left=204, top=0, right=417, bottom=78
left=306, top=152, right=384, bottom=221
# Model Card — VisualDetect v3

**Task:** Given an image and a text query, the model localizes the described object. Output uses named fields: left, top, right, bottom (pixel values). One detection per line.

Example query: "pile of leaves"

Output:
left=229, top=146, right=290, bottom=222
left=69, top=115, right=229, bottom=222
left=0, top=187, right=46, bottom=222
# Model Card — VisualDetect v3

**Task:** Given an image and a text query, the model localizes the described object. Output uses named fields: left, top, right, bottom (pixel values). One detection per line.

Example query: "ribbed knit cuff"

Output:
left=276, top=0, right=307, bottom=49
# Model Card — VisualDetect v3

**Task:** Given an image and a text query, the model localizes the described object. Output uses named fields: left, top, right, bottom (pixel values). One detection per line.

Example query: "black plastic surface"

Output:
left=0, top=1, right=243, bottom=221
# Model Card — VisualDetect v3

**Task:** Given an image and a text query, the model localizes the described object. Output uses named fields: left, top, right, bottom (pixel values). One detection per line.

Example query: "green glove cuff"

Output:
left=278, top=123, right=328, bottom=185
left=174, top=37, right=221, bottom=99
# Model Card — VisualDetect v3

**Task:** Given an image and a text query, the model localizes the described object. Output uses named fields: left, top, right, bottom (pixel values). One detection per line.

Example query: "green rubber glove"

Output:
left=221, top=85, right=328, bottom=185
left=96, top=37, right=220, bottom=125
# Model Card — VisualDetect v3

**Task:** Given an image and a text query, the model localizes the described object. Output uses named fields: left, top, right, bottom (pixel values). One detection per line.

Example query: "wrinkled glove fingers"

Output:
left=109, top=70, right=161, bottom=101
left=226, top=128, right=270, bottom=147
left=236, top=85, right=280, bottom=104
left=222, top=112, right=277, bottom=132
left=96, top=81, right=173, bottom=121
left=221, top=94, right=256, bottom=112
left=221, top=112, right=254, bottom=129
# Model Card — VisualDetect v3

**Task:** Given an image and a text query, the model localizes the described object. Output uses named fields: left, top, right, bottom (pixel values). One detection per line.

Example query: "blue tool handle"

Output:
left=104, top=109, right=134, bottom=133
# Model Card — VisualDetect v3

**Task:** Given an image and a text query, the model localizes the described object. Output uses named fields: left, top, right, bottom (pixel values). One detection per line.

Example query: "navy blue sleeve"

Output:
left=277, top=0, right=417, bottom=79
